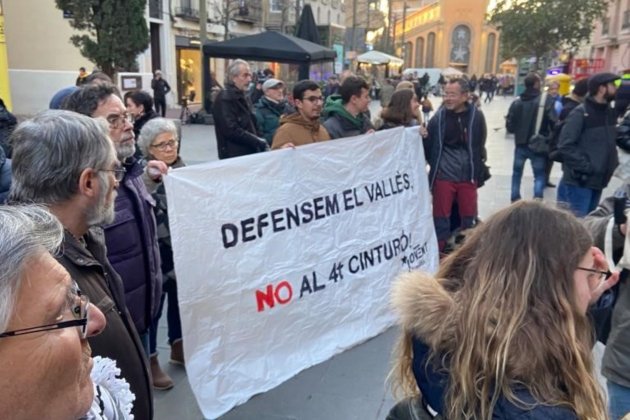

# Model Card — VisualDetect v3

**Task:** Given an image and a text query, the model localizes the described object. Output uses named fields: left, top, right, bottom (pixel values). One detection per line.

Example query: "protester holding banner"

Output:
left=212, top=59, right=269, bottom=159
left=138, top=118, right=186, bottom=390
left=271, top=80, right=330, bottom=150
left=390, top=201, right=618, bottom=419
left=323, top=75, right=374, bottom=139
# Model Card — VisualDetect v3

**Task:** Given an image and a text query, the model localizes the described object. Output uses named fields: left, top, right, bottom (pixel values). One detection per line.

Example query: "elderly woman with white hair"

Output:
left=137, top=117, right=185, bottom=390
left=0, top=205, right=134, bottom=419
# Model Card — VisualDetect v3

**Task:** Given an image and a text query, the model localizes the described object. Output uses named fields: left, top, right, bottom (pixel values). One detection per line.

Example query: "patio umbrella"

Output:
left=295, top=4, right=321, bottom=45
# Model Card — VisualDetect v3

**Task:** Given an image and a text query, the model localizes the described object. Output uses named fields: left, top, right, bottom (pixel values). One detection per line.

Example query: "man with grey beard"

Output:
left=63, top=84, right=171, bottom=391
left=9, top=110, right=154, bottom=419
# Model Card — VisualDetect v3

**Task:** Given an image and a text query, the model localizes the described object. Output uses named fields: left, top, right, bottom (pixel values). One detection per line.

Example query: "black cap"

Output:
left=588, top=72, right=620, bottom=93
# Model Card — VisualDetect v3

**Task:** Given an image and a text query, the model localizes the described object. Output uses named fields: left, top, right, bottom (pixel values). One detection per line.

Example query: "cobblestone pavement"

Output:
left=155, top=95, right=611, bottom=419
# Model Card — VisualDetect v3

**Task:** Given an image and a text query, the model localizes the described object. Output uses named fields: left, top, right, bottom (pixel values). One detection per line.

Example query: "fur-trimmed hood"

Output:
left=391, top=271, right=454, bottom=349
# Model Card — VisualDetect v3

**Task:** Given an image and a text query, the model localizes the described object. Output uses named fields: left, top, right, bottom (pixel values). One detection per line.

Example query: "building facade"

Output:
left=590, top=0, right=630, bottom=73
left=393, top=0, right=500, bottom=75
left=2, top=0, right=343, bottom=114
left=3, top=0, right=160, bottom=114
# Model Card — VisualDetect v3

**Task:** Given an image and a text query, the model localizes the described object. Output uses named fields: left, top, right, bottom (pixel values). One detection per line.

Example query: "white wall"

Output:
left=9, top=69, right=77, bottom=115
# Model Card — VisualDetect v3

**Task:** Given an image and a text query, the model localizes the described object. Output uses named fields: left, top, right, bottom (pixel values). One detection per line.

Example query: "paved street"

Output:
left=154, top=95, right=613, bottom=419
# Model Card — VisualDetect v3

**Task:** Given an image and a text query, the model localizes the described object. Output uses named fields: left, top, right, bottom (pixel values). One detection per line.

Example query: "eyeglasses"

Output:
left=576, top=266, right=612, bottom=290
left=106, top=112, right=133, bottom=129
left=303, top=96, right=324, bottom=103
left=150, top=139, right=178, bottom=151
left=99, top=163, right=126, bottom=182
left=0, top=282, right=90, bottom=339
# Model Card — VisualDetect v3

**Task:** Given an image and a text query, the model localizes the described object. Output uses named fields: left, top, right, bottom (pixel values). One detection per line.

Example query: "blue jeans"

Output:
left=511, top=145, right=546, bottom=202
left=556, top=181, right=602, bottom=218
left=149, top=278, right=183, bottom=356
left=608, top=380, right=630, bottom=419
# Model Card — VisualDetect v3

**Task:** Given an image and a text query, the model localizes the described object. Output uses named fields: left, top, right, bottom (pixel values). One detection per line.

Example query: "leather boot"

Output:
left=150, top=355, right=174, bottom=390
left=170, top=339, right=185, bottom=366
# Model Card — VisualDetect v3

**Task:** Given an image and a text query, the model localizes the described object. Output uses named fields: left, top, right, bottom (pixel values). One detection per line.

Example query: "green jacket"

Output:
left=322, top=97, right=373, bottom=139
left=255, top=97, right=290, bottom=145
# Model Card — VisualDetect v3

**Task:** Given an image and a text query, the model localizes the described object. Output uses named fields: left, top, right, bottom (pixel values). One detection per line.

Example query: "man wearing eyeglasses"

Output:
left=0, top=205, right=108, bottom=418
left=9, top=110, right=154, bottom=419
left=64, top=85, right=165, bottom=361
left=271, top=80, right=331, bottom=150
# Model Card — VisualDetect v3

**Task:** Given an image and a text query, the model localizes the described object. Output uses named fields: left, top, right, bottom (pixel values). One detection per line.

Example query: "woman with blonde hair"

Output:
left=390, top=201, right=618, bottom=419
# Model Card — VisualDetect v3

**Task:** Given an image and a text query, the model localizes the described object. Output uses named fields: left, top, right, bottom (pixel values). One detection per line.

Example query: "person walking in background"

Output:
left=547, top=78, right=589, bottom=186
left=505, top=72, right=556, bottom=203
left=76, top=66, right=89, bottom=86
left=138, top=118, right=187, bottom=388
left=556, top=72, right=620, bottom=217
left=389, top=201, right=617, bottom=419
left=255, top=78, right=290, bottom=147
left=151, top=70, right=171, bottom=117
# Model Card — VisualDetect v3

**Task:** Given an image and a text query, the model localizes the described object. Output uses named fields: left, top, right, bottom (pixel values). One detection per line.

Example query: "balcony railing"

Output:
left=232, top=2, right=262, bottom=24
left=623, top=10, right=630, bottom=29
left=149, top=0, right=162, bottom=19
left=175, top=6, right=199, bottom=21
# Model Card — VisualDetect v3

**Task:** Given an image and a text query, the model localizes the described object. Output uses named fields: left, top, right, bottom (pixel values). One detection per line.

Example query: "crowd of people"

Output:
left=0, top=60, right=630, bottom=419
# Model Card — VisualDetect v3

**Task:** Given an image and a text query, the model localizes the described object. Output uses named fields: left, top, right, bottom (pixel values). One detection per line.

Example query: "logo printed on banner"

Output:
left=163, top=127, right=439, bottom=419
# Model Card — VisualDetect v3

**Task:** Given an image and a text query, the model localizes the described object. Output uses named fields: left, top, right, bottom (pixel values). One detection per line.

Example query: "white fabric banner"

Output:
left=164, top=127, right=439, bottom=419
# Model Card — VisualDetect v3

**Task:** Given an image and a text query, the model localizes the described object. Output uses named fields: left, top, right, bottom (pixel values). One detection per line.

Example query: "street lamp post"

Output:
left=351, top=0, right=358, bottom=52
left=366, top=0, right=371, bottom=50
left=401, top=0, right=408, bottom=66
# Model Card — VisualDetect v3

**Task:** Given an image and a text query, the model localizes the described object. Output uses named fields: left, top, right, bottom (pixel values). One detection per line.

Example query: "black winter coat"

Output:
left=424, top=104, right=487, bottom=188
left=212, top=83, right=267, bottom=159
left=505, top=89, right=555, bottom=146
left=557, top=97, right=618, bottom=190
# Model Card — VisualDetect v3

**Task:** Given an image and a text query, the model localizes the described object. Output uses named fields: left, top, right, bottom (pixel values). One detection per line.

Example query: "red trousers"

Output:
left=432, top=179, right=477, bottom=251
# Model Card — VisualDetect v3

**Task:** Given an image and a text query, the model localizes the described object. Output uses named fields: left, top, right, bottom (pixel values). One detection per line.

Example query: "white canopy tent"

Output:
left=357, top=50, right=404, bottom=65
left=442, top=67, right=464, bottom=77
